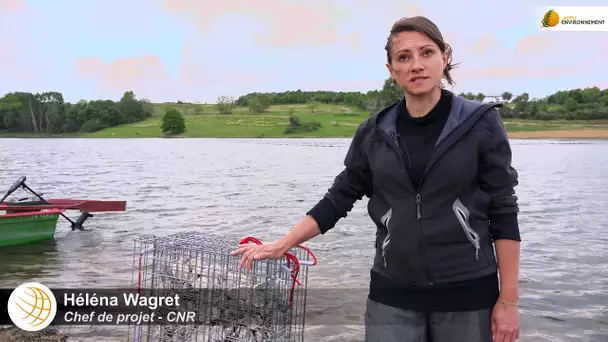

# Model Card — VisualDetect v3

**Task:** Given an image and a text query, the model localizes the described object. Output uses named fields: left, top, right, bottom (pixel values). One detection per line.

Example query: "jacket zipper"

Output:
left=416, top=193, right=422, bottom=219
left=414, top=182, right=433, bottom=285
left=391, top=131, right=434, bottom=285
left=411, top=153, right=434, bottom=286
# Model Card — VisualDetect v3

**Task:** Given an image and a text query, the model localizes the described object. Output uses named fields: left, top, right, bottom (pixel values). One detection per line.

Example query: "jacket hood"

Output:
left=373, top=92, right=503, bottom=147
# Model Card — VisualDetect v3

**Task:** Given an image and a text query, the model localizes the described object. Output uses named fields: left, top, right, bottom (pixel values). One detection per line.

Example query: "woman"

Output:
left=231, top=16, right=521, bottom=342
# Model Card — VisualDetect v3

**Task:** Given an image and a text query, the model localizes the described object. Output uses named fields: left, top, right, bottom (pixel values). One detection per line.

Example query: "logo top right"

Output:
left=542, top=9, right=560, bottom=27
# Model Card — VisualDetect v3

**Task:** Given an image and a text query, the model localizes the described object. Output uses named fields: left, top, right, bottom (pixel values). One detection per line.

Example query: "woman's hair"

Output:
left=384, top=16, right=457, bottom=86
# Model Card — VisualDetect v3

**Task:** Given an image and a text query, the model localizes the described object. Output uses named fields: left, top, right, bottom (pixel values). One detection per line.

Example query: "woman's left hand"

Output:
left=491, top=299, right=520, bottom=342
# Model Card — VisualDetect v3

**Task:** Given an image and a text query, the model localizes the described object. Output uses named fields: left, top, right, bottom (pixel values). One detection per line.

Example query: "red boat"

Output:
left=0, top=176, right=127, bottom=247
left=0, top=198, right=127, bottom=213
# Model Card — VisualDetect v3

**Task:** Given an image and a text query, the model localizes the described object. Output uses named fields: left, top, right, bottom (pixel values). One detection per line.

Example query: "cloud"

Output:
left=344, top=32, right=363, bottom=52
left=0, top=0, right=25, bottom=11
left=0, top=0, right=39, bottom=84
left=162, top=0, right=352, bottom=47
left=178, top=43, right=274, bottom=88
left=73, top=43, right=276, bottom=102
left=456, top=65, right=576, bottom=79
left=455, top=32, right=605, bottom=81
left=350, top=0, right=426, bottom=17
left=597, top=36, right=608, bottom=55
left=74, top=55, right=170, bottom=100
left=514, top=34, right=557, bottom=54
left=1, top=0, right=606, bottom=103
left=469, top=35, right=502, bottom=56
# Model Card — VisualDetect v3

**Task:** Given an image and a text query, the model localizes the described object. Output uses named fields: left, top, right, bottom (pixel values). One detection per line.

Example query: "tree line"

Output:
left=234, top=78, right=608, bottom=120
left=2, top=79, right=606, bottom=135
left=0, top=91, right=153, bottom=134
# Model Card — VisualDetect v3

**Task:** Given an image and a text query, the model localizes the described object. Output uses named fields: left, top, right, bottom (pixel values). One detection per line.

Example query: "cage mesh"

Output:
left=126, top=231, right=315, bottom=342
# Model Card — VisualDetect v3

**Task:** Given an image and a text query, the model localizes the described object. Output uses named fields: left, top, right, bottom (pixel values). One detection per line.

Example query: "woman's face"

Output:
left=386, top=31, right=447, bottom=96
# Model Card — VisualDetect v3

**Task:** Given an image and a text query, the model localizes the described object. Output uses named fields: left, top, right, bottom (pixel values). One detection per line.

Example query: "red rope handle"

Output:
left=294, top=244, right=318, bottom=266
left=240, top=236, right=317, bottom=266
left=240, top=236, right=263, bottom=245
left=238, top=236, right=317, bottom=305
left=137, top=249, right=150, bottom=297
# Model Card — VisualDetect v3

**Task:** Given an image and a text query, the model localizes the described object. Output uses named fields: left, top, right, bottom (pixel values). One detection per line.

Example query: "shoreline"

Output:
left=0, top=326, right=67, bottom=342
left=1, top=129, right=608, bottom=140
left=506, top=129, right=608, bottom=139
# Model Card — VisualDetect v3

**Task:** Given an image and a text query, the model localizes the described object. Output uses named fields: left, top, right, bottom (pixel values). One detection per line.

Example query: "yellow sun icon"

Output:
left=542, top=9, right=560, bottom=27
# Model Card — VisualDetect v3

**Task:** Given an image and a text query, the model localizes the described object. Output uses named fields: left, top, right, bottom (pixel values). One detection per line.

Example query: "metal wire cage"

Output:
left=127, top=231, right=317, bottom=342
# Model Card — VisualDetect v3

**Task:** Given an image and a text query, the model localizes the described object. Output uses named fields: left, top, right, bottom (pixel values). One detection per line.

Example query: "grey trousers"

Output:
left=364, top=298, right=493, bottom=342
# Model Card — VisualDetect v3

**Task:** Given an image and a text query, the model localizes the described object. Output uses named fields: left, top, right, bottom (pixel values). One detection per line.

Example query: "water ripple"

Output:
left=0, top=138, right=606, bottom=341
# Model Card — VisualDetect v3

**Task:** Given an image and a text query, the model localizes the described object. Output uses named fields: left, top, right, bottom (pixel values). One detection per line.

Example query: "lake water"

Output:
left=0, top=138, right=606, bottom=342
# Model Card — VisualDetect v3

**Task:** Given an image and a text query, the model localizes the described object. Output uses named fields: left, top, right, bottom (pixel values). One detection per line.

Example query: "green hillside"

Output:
left=86, top=103, right=367, bottom=138
left=86, top=102, right=608, bottom=139
left=0, top=79, right=607, bottom=139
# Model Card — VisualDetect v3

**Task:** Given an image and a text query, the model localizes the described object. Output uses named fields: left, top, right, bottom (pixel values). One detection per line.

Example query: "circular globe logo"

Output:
left=7, top=282, right=57, bottom=331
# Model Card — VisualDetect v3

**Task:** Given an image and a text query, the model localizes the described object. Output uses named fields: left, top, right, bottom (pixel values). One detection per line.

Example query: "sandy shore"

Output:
left=508, top=129, right=608, bottom=139
left=0, top=326, right=67, bottom=342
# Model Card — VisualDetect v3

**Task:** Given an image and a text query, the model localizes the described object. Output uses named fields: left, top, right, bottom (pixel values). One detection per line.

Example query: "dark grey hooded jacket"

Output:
left=322, top=95, right=519, bottom=287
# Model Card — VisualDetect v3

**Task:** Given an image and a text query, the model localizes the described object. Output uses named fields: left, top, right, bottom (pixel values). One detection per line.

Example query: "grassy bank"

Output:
left=2, top=103, right=607, bottom=139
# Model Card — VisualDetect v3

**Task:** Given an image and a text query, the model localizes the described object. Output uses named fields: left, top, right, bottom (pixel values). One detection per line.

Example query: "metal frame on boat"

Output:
left=0, top=176, right=127, bottom=247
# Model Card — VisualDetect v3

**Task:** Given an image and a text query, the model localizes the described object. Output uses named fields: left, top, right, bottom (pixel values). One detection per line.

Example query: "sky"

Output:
left=0, top=0, right=606, bottom=104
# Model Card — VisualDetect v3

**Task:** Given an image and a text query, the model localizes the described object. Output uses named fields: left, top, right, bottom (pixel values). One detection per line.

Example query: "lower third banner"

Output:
left=1, top=283, right=206, bottom=329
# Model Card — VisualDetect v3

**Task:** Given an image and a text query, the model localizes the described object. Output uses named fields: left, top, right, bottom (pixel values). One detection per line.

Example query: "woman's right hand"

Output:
left=231, top=215, right=321, bottom=272
left=230, top=241, right=288, bottom=272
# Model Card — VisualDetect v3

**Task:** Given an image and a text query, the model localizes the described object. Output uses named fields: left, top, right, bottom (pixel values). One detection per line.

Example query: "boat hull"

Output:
left=0, top=210, right=62, bottom=247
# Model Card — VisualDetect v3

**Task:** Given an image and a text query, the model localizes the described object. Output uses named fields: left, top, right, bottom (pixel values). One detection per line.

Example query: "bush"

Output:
left=161, top=108, right=185, bottom=134
left=79, top=119, right=109, bottom=133
left=288, top=114, right=300, bottom=127
left=284, top=115, right=321, bottom=134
